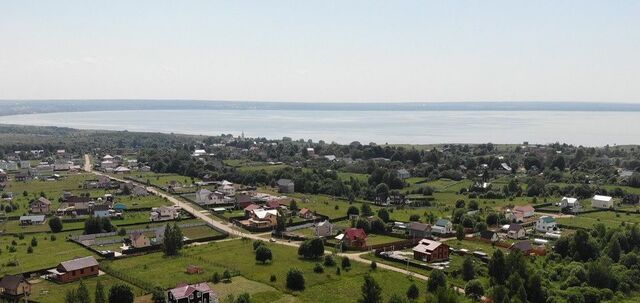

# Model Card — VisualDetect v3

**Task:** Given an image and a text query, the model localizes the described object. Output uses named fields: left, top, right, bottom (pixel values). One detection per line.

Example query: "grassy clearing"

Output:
left=557, top=211, right=640, bottom=229
left=104, top=239, right=431, bottom=303
left=30, top=273, right=144, bottom=303
left=0, top=233, right=97, bottom=275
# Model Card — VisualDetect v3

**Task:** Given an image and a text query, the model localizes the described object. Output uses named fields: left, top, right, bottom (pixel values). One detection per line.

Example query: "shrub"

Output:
left=370, top=261, right=377, bottom=271
left=255, top=246, right=272, bottom=264
left=286, top=268, right=305, bottom=290
left=323, top=255, right=336, bottom=267
left=313, top=263, right=324, bottom=273
left=341, top=256, right=351, bottom=269
left=27, top=246, right=33, bottom=254
left=48, top=217, right=63, bottom=233
left=270, top=274, right=276, bottom=282
left=212, top=272, right=220, bottom=284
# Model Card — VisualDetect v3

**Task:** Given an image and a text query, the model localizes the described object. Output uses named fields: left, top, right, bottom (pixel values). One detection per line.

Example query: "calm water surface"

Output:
left=1, top=110, right=637, bottom=146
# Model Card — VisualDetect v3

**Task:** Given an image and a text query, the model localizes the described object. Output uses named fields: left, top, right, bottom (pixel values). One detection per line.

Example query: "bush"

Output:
left=313, top=263, right=324, bottom=273
left=212, top=272, right=220, bottom=284
left=27, top=246, right=33, bottom=254
left=253, top=240, right=265, bottom=251
left=270, top=274, right=277, bottom=282
left=30, top=237, right=38, bottom=247
left=286, top=268, right=305, bottom=290
left=48, top=217, right=63, bottom=233
left=255, top=246, right=272, bottom=264
left=223, top=270, right=232, bottom=282
left=370, top=261, right=377, bottom=270
left=323, top=255, right=336, bottom=267
left=341, top=256, right=351, bottom=269
left=108, top=284, right=134, bottom=303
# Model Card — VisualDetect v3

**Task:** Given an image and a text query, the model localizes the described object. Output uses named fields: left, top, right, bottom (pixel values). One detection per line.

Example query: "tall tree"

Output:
left=488, top=250, right=507, bottom=285
left=95, top=280, right=106, bottom=303
left=359, top=275, right=383, bottom=303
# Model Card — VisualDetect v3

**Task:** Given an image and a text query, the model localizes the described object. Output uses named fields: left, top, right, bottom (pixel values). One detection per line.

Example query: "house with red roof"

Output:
left=167, top=283, right=218, bottom=303
left=343, top=228, right=367, bottom=248
left=514, top=205, right=535, bottom=218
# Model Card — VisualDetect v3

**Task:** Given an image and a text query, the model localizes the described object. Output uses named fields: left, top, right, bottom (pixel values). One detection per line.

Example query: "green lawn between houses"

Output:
left=0, top=233, right=98, bottom=276
left=557, top=211, right=640, bottom=229
left=30, top=273, right=145, bottom=303
left=103, top=238, right=454, bottom=303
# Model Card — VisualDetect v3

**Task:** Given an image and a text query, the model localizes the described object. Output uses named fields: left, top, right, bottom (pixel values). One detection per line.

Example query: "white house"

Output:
left=432, top=219, right=453, bottom=235
left=514, top=205, right=535, bottom=218
left=315, top=220, right=334, bottom=237
left=396, top=169, right=411, bottom=180
left=592, top=195, right=613, bottom=209
left=218, top=184, right=235, bottom=196
left=195, top=189, right=225, bottom=205
left=150, top=206, right=179, bottom=221
left=559, top=197, right=581, bottom=212
left=195, top=189, right=212, bottom=203
left=535, top=216, right=557, bottom=232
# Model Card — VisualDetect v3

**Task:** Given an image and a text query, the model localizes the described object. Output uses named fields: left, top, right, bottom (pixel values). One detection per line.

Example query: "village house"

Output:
left=479, top=230, right=499, bottom=242
left=306, top=147, right=315, bottom=157
left=218, top=184, right=235, bottom=196
left=150, top=206, right=180, bottom=221
left=167, top=283, right=218, bottom=303
left=504, top=209, right=525, bottom=223
left=592, top=195, right=614, bottom=209
left=514, top=205, right=535, bottom=218
left=196, top=189, right=227, bottom=206
left=92, top=205, right=112, bottom=218
left=507, top=224, right=526, bottom=240
left=129, top=232, right=151, bottom=248
left=132, top=185, right=148, bottom=196
left=48, top=256, right=99, bottom=283
left=276, top=179, right=295, bottom=193
left=298, top=208, right=313, bottom=219
left=243, top=204, right=261, bottom=217
left=30, top=197, right=52, bottom=214
left=535, top=216, right=557, bottom=232
left=559, top=197, right=581, bottom=213
left=315, top=220, right=334, bottom=237
left=19, top=215, right=45, bottom=225
left=342, top=228, right=367, bottom=248
left=0, top=274, right=31, bottom=299
left=235, top=194, right=253, bottom=209
left=407, top=222, right=431, bottom=239
left=247, top=209, right=278, bottom=228
left=396, top=169, right=411, bottom=180
left=510, top=241, right=535, bottom=255
left=432, top=219, right=453, bottom=235
left=0, top=169, right=7, bottom=182
left=413, top=239, right=450, bottom=262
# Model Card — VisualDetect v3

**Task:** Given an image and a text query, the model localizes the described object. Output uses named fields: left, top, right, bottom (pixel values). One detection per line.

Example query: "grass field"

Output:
left=103, top=239, right=434, bottom=303
left=0, top=233, right=97, bottom=275
left=557, top=211, right=640, bottom=229
left=30, top=273, right=145, bottom=303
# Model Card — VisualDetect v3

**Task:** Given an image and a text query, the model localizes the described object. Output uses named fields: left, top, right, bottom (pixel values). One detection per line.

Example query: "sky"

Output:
left=0, top=1, right=639, bottom=103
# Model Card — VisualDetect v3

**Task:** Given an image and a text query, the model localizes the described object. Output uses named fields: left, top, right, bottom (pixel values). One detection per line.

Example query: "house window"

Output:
left=80, top=269, right=84, bottom=274
left=197, top=292, right=201, bottom=298
left=190, top=294, right=194, bottom=300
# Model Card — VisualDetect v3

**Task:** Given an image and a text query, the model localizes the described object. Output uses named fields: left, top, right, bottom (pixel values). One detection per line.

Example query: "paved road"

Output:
left=82, top=154, right=475, bottom=288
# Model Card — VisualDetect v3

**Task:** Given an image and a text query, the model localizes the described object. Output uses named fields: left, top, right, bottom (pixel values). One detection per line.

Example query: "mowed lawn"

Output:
left=30, top=273, right=144, bottom=303
left=104, top=239, right=431, bottom=303
left=0, top=233, right=97, bottom=275
left=557, top=211, right=640, bottom=229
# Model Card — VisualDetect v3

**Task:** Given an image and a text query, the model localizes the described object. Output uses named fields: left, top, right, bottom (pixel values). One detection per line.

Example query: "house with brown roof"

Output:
left=129, top=232, right=150, bottom=248
left=235, top=194, right=253, bottom=209
left=343, top=228, right=367, bottom=248
left=514, top=205, right=535, bottom=218
left=247, top=209, right=278, bottom=228
left=30, top=197, right=51, bottom=214
left=507, top=224, right=526, bottom=240
left=407, top=222, right=431, bottom=239
left=509, top=241, right=534, bottom=255
left=48, top=256, right=99, bottom=283
left=413, top=239, right=450, bottom=262
left=168, top=283, right=218, bottom=303
left=0, top=274, right=31, bottom=298
left=298, top=208, right=313, bottom=219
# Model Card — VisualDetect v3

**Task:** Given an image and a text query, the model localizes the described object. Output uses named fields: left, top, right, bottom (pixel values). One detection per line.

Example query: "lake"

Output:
left=1, top=109, right=637, bottom=146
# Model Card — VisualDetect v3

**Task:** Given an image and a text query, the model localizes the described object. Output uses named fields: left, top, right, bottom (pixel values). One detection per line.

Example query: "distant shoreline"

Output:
left=1, top=100, right=639, bottom=116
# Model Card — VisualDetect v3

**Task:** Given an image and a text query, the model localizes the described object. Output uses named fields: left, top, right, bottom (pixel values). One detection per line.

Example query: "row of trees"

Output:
left=64, top=280, right=135, bottom=303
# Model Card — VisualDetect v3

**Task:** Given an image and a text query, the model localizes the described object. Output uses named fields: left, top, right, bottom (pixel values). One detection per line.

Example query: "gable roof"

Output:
left=539, top=216, right=556, bottom=223
left=59, top=256, right=98, bottom=272
left=435, top=219, right=451, bottom=227
left=299, top=208, right=311, bottom=215
left=253, top=209, right=278, bottom=219
left=36, top=197, right=52, bottom=205
left=169, top=283, right=213, bottom=299
left=344, top=228, right=367, bottom=241
left=593, top=195, right=613, bottom=202
left=507, top=224, right=523, bottom=232
left=480, top=230, right=497, bottom=239
left=408, top=222, right=430, bottom=232
left=243, top=204, right=260, bottom=211
left=20, top=215, right=45, bottom=222
left=514, top=205, right=535, bottom=213
left=277, top=179, right=294, bottom=186
left=510, top=241, right=533, bottom=252
left=413, top=239, right=446, bottom=253
left=266, top=200, right=281, bottom=209
left=0, top=275, right=28, bottom=290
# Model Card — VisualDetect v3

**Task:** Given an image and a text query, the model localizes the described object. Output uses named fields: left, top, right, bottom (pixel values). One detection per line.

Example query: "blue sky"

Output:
left=0, top=1, right=639, bottom=102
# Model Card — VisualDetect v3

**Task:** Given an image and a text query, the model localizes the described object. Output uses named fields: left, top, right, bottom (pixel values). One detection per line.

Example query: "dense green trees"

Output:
left=49, top=216, right=63, bottom=233
left=297, top=238, right=324, bottom=259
